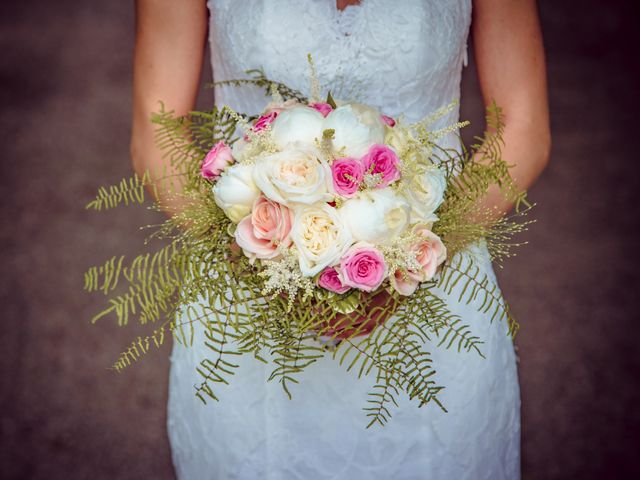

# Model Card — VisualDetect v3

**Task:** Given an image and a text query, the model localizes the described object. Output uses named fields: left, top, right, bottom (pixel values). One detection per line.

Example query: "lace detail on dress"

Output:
left=334, top=2, right=362, bottom=36
left=208, top=0, right=471, bottom=127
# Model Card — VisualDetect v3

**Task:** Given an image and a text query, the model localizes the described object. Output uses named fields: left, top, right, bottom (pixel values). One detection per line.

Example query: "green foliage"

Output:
left=151, top=104, right=238, bottom=194
left=434, top=103, right=531, bottom=263
left=438, top=254, right=518, bottom=336
left=212, top=68, right=309, bottom=104
left=85, top=79, right=532, bottom=427
left=85, top=171, right=153, bottom=211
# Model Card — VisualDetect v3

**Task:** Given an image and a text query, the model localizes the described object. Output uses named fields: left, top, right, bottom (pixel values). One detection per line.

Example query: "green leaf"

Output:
left=326, top=91, right=337, bottom=109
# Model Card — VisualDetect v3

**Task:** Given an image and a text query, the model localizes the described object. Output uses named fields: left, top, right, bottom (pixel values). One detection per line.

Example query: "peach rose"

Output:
left=389, top=226, right=446, bottom=295
left=412, top=226, right=447, bottom=281
left=234, top=196, right=294, bottom=261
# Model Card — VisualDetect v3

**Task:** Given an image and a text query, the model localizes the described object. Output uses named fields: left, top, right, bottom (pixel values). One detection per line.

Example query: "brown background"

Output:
left=1, top=1, right=639, bottom=479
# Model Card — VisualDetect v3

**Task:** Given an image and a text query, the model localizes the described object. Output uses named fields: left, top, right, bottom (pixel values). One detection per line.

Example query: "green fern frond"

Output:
left=403, top=288, right=485, bottom=357
left=86, top=171, right=153, bottom=211
left=194, top=309, right=244, bottom=404
left=84, top=255, right=125, bottom=294
left=212, top=68, right=308, bottom=103
left=437, top=255, right=518, bottom=336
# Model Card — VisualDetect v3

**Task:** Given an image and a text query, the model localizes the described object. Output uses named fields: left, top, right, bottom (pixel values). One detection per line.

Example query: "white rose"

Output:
left=252, top=146, right=332, bottom=206
left=212, top=163, right=261, bottom=223
left=403, top=165, right=447, bottom=224
left=323, top=104, right=385, bottom=157
left=339, top=188, right=411, bottom=245
left=270, top=105, right=325, bottom=149
left=291, top=203, right=353, bottom=276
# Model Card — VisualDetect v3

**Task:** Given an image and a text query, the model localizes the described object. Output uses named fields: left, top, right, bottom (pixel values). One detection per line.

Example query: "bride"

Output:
left=130, top=1, right=550, bottom=478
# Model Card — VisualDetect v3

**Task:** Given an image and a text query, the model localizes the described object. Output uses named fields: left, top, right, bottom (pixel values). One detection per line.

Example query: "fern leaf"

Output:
left=86, top=171, right=153, bottom=211
left=438, top=255, right=519, bottom=336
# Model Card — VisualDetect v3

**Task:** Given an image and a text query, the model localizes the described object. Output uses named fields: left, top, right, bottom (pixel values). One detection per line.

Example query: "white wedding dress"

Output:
left=168, top=1, right=521, bottom=479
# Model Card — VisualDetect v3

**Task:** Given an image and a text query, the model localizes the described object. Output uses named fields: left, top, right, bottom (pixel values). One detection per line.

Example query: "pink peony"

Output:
left=331, top=157, right=364, bottom=197
left=252, top=111, right=279, bottom=132
left=310, top=102, right=334, bottom=117
left=361, top=144, right=401, bottom=188
left=317, top=266, right=351, bottom=294
left=339, top=242, right=387, bottom=292
left=200, top=141, right=234, bottom=179
left=380, top=114, right=396, bottom=127
left=234, top=196, right=294, bottom=261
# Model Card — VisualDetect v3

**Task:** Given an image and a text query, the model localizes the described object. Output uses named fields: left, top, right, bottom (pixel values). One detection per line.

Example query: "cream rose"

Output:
left=252, top=146, right=332, bottom=206
left=403, top=164, right=447, bottom=224
left=270, top=105, right=325, bottom=149
left=212, top=163, right=261, bottom=223
left=322, top=104, right=385, bottom=157
left=339, top=187, right=411, bottom=245
left=290, top=203, right=352, bottom=276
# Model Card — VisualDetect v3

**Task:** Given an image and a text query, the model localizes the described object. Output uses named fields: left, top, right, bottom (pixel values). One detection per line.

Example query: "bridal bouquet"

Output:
left=85, top=60, right=531, bottom=427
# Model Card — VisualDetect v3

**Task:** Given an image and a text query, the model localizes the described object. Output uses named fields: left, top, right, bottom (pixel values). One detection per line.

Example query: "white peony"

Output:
left=323, top=104, right=385, bottom=157
left=212, top=163, right=261, bottom=223
left=252, top=146, right=332, bottom=206
left=339, top=188, right=411, bottom=245
left=291, top=203, right=353, bottom=276
left=403, top=165, right=447, bottom=224
left=270, top=105, right=325, bottom=149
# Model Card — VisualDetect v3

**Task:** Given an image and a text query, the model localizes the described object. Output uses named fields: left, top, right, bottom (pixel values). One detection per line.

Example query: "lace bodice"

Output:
left=208, top=0, right=472, bottom=126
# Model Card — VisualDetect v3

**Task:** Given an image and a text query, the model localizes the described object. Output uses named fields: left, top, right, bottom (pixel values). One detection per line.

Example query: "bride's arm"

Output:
left=472, top=0, right=551, bottom=217
left=130, top=0, right=208, bottom=214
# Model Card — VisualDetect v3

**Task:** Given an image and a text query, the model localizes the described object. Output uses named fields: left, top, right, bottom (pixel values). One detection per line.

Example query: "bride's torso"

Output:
left=208, top=0, right=472, bottom=128
left=168, top=4, right=522, bottom=479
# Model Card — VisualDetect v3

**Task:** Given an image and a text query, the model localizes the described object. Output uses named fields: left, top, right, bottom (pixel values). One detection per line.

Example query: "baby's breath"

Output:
left=258, top=248, right=314, bottom=310
left=381, top=232, right=422, bottom=274
left=362, top=172, right=383, bottom=189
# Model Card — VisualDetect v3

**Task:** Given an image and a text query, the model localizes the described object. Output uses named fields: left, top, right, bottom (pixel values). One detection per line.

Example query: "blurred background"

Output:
left=1, top=1, right=638, bottom=479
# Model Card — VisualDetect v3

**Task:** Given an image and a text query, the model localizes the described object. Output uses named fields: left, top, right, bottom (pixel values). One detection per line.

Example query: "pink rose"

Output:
left=252, top=111, right=279, bottom=132
left=361, top=144, right=401, bottom=188
left=201, top=141, right=234, bottom=179
left=317, top=267, right=351, bottom=294
left=339, top=242, right=387, bottom=292
left=390, top=227, right=446, bottom=294
left=234, top=196, right=294, bottom=261
left=381, top=114, right=396, bottom=127
left=390, top=269, right=421, bottom=296
left=331, top=157, right=364, bottom=197
left=389, top=228, right=446, bottom=296
left=412, top=226, right=447, bottom=281
left=310, top=102, right=333, bottom=117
